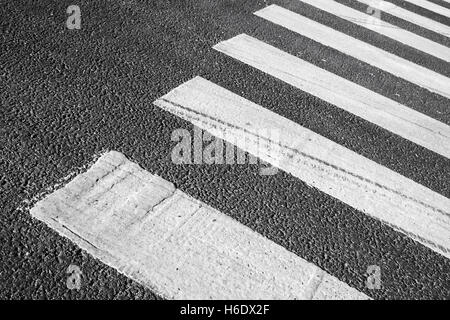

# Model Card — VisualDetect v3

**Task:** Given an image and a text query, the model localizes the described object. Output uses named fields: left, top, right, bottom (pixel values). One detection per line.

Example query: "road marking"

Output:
left=357, top=0, right=450, bottom=36
left=295, top=0, right=450, bottom=62
left=30, top=151, right=368, bottom=300
left=213, top=34, right=450, bottom=159
left=154, top=76, right=450, bottom=259
left=401, top=0, right=450, bottom=17
left=254, top=5, right=450, bottom=99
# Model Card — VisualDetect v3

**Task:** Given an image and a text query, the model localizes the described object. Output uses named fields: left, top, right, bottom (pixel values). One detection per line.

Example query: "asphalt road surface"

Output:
left=1, top=0, right=449, bottom=299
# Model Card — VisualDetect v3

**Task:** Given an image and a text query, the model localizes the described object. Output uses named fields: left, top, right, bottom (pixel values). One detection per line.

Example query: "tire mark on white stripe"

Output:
left=213, top=34, right=450, bottom=159
left=254, top=5, right=450, bottom=99
left=30, top=151, right=368, bottom=300
left=159, top=96, right=450, bottom=219
left=153, top=76, right=450, bottom=259
left=296, top=0, right=450, bottom=62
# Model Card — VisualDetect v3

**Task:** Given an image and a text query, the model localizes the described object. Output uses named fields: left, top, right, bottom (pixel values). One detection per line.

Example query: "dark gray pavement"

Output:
left=1, top=0, right=449, bottom=299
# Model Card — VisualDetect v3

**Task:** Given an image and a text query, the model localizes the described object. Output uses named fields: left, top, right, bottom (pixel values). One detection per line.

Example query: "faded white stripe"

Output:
left=30, top=151, right=368, bottom=300
left=213, top=34, right=450, bottom=159
left=154, top=76, right=450, bottom=259
left=296, top=0, right=450, bottom=62
left=254, top=5, right=450, bottom=99
left=358, top=0, right=450, bottom=36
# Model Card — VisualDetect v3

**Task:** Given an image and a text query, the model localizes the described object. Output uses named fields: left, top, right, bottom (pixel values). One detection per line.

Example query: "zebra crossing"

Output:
left=387, top=0, right=450, bottom=17
left=155, top=75, right=450, bottom=260
left=31, top=151, right=369, bottom=300
left=213, top=34, right=450, bottom=157
left=29, top=0, right=449, bottom=299
left=253, top=5, right=449, bottom=98
left=356, top=0, right=450, bottom=36
left=286, top=0, right=450, bottom=62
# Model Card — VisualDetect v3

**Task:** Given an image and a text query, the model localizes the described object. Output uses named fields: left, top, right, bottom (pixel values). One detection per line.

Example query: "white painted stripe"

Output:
left=401, top=0, right=450, bottom=17
left=254, top=5, right=450, bottom=99
left=154, top=76, right=450, bottom=259
left=297, top=0, right=450, bottom=62
left=213, top=34, right=450, bottom=159
left=30, top=151, right=368, bottom=300
left=357, top=0, right=450, bottom=36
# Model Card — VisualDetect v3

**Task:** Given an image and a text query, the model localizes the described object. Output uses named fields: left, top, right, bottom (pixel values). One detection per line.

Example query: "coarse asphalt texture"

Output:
left=1, top=0, right=449, bottom=299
